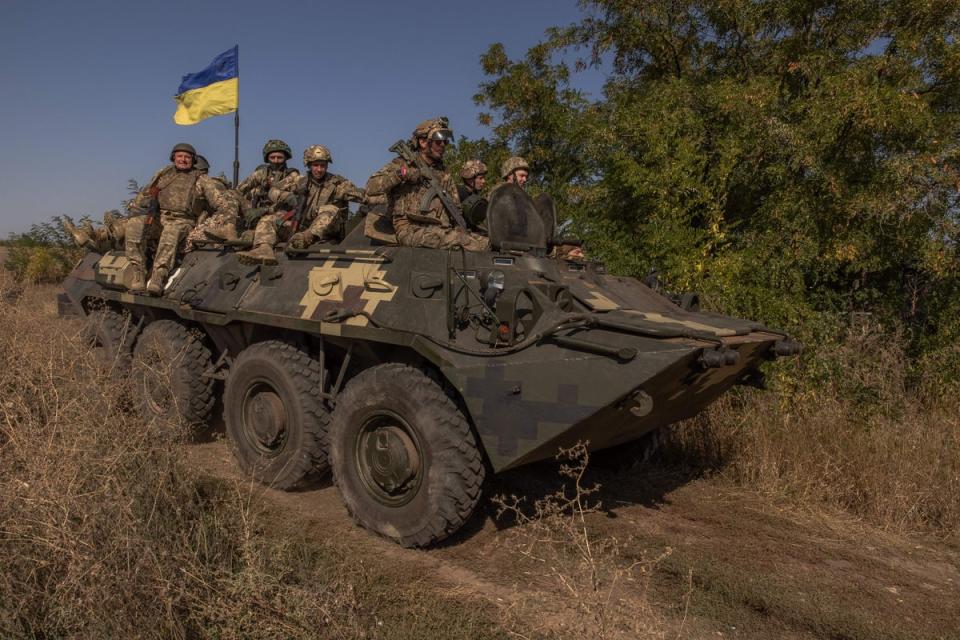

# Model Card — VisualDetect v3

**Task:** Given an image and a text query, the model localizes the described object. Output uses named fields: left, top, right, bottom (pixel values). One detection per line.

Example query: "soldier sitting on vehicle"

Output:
left=501, top=156, right=530, bottom=190
left=125, top=143, right=239, bottom=295
left=456, top=159, right=488, bottom=233
left=185, top=155, right=245, bottom=250
left=495, top=155, right=585, bottom=260
left=235, top=144, right=364, bottom=266
left=365, top=117, right=489, bottom=252
left=204, top=139, right=300, bottom=244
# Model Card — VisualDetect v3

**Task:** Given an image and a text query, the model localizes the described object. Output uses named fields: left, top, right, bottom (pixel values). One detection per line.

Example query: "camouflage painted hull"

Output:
left=61, top=243, right=795, bottom=473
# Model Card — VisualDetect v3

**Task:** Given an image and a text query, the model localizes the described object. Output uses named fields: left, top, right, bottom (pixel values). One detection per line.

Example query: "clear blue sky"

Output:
left=0, top=0, right=603, bottom=237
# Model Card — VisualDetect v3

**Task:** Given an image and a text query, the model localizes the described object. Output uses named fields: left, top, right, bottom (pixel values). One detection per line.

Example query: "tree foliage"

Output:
left=467, top=0, right=960, bottom=356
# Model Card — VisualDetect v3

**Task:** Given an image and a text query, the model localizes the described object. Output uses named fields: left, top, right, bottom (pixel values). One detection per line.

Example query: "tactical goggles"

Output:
left=427, top=128, right=454, bottom=142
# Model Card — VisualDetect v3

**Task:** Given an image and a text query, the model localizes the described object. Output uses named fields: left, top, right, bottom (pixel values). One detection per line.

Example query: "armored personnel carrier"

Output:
left=60, top=184, right=800, bottom=547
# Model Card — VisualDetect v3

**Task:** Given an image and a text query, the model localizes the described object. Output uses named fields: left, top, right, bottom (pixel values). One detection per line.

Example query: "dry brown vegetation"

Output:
left=665, top=320, right=960, bottom=539
left=0, top=276, right=509, bottom=639
left=491, top=444, right=685, bottom=640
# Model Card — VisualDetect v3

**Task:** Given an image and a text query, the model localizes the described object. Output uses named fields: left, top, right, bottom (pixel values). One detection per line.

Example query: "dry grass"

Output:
left=0, top=277, right=509, bottom=640
left=665, top=320, right=960, bottom=538
left=493, top=444, right=685, bottom=640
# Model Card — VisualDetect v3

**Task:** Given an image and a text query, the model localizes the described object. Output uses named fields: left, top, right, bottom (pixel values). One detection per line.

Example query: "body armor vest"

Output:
left=157, top=167, right=200, bottom=216
left=250, top=164, right=296, bottom=207
left=300, top=175, right=341, bottom=221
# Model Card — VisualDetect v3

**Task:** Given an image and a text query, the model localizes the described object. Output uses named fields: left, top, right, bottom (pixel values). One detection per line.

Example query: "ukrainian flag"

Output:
left=173, top=46, right=238, bottom=125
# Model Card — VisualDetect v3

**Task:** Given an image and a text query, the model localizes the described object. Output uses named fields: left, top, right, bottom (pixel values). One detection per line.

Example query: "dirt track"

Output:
left=189, top=441, right=960, bottom=640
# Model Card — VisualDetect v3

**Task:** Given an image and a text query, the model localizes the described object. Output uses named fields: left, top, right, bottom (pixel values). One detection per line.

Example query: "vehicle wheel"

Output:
left=81, top=307, right=139, bottom=373
left=330, top=363, right=486, bottom=548
left=132, top=320, right=215, bottom=429
left=224, top=341, right=330, bottom=489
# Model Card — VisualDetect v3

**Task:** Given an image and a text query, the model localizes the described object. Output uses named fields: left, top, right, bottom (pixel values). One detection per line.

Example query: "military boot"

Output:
left=145, top=266, right=168, bottom=296
left=287, top=231, right=314, bottom=250
left=62, top=215, right=96, bottom=251
left=203, top=221, right=239, bottom=243
left=236, top=244, right=278, bottom=266
left=128, top=266, right=147, bottom=294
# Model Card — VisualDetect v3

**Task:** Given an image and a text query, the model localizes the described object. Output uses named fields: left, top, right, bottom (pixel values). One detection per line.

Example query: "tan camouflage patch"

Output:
left=299, top=259, right=397, bottom=327
left=581, top=282, right=620, bottom=310
left=624, top=311, right=737, bottom=337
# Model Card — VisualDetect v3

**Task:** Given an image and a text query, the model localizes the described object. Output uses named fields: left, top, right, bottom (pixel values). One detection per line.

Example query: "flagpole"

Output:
left=233, top=110, right=240, bottom=187
left=232, top=46, right=240, bottom=187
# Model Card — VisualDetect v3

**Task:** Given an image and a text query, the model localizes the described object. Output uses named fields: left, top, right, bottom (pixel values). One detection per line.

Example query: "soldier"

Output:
left=235, top=144, right=363, bottom=266
left=457, top=159, right=488, bottom=232
left=365, top=117, right=489, bottom=252
left=206, top=139, right=301, bottom=244
left=501, top=156, right=530, bottom=189
left=125, top=143, right=238, bottom=295
left=185, top=155, right=245, bottom=250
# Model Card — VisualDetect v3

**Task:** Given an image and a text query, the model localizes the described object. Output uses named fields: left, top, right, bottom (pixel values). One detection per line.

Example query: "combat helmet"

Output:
left=501, top=156, right=529, bottom=180
left=169, top=143, right=197, bottom=161
left=303, top=144, right=333, bottom=165
left=263, top=139, right=292, bottom=162
left=194, top=155, right=210, bottom=172
left=412, top=117, right=453, bottom=144
left=461, top=159, right=487, bottom=180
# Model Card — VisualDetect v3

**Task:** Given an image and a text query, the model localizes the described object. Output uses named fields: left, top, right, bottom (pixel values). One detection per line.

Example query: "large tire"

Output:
left=132, top=320, right=215, bottom=429
left=223, top=341, right=330, bottom=490
left=330, top=363, right=486, bottom=548
left=81, top=308, right=139, bottom=373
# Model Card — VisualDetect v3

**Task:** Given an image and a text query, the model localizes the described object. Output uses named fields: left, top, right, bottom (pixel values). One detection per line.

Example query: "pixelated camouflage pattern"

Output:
left=186, top=175, right=243, bottom=250
left=246, top=173, right=363, bottom=248
left=460, top=159, right=487, bottom=180
left=500, top=156, right=529, bottom=179
left=302, top=144, right=333, bottom=165
left=236, top=164, right=300, bottom=209
left=126, top=166, right=238, bottom=272
left=65, top=236, right=795, bottom=474
left=262, top=139, right=292, bottom=161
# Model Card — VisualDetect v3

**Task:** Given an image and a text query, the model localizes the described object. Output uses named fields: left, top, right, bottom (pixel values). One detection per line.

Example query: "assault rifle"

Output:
left=388, top=140, right=468, bottom=229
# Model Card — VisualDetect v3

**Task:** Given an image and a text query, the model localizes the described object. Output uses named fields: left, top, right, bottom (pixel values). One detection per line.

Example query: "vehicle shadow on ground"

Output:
left=442, top=440, right=708, bottom=546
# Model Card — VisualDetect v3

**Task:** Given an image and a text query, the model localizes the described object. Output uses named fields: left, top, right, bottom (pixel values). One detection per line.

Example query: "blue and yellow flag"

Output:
left=173, top=46, right=238, bottom=125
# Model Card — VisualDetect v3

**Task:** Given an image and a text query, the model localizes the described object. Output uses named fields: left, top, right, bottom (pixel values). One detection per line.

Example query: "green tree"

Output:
left=469, top=0, right=960, bottom=348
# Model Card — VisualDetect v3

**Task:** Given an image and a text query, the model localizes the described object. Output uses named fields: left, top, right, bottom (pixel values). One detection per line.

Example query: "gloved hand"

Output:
left=282, top=193, right=299, bottom=209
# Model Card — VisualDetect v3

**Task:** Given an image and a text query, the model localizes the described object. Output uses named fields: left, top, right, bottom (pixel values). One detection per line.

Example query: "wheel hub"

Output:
left=245, top=388, right=286, bottom=449
left=359, top=420, right=421, bottom=504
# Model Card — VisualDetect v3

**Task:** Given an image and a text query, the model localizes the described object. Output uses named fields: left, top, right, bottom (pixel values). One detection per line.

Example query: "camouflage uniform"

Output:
left=185, top=173, right=245, bottom=250
left=365, top=121, right=489, bottom=252
left=125, top=156, right=238, bottom=293
left=236, top=163, right=300, bottom=210
left=268, top=172, right=364, bottom=246
left=457, top=159, right=488, bottom=232
left=236, top=144, right=362, bottom=265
